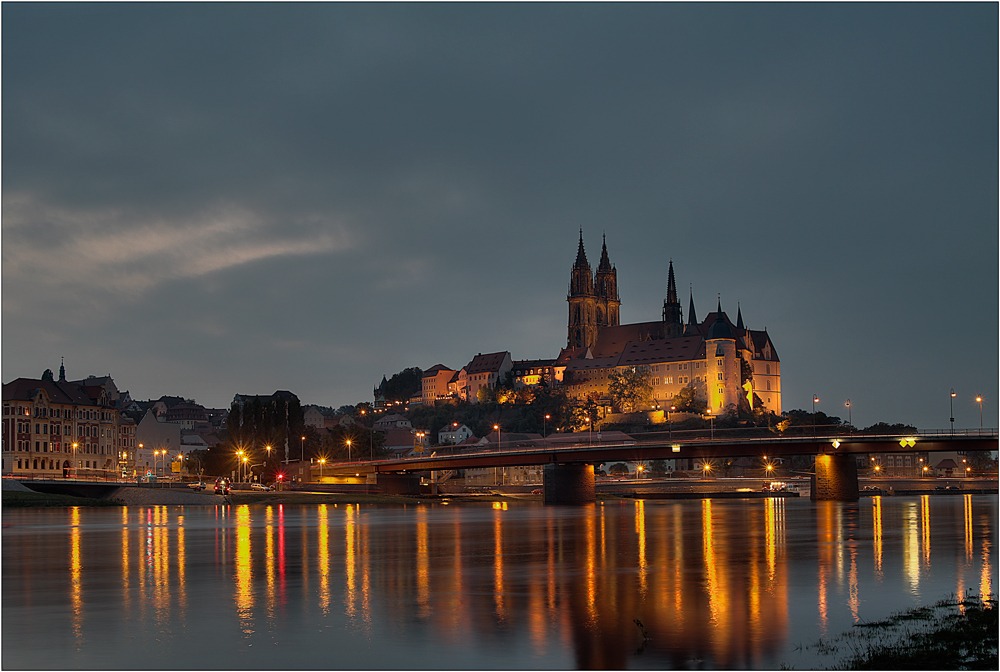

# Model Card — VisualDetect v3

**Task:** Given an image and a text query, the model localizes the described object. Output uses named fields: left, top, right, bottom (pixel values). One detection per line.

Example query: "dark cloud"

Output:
left=3, top=3, right=996, bottom=428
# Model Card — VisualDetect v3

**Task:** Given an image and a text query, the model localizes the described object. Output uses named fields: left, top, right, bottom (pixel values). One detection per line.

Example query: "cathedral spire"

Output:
left=574, top=228, right=589, bottom=268
left=687, top=288, right=697, bottom=325
left=736, top=303, right=744, bottom=330
left=59, top=357, right=66, bottom=382
left=597, top=233, right=612, bottom=272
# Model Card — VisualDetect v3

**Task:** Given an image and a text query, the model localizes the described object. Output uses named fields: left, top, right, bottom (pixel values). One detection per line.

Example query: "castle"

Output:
left=558, top=232, right=781, bottom=416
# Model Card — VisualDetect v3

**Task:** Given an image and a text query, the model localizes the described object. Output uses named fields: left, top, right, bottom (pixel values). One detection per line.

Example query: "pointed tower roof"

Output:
left=708, top=298, right=734, bottom=340
left=736, top=303, right=744, bottom=330
left=687, top=288, right=697, bottom=325
left=666, top=260, right=678, bottom=304
left=597, top=233, right=612, bottom=272
left=574, top=229, right=589, bottom=268
left=59, top=357, right=66, bottom=382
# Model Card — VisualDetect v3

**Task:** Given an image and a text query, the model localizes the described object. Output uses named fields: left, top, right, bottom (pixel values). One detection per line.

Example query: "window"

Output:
left=717, top=372, right=723, bottom=380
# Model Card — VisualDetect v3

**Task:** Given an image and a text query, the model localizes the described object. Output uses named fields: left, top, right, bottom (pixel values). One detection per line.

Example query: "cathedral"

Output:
left=559, top=232, right=782, bottom=417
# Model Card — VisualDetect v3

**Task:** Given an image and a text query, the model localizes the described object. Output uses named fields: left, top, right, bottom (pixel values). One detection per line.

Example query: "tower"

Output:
left=593, top=234, right=620, bottom=330
left=567, top=230, right=597, bottom=349
left=706, top=299, right=737, bottom=415
left=661, top=260, right=683, bottom=338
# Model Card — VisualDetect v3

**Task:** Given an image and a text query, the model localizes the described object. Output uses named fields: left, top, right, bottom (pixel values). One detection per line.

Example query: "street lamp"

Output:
left=494, top=425, right=500, bottom=452
left=669, top=405, right=676, bottom=440
left=318, top=457, right=326, bottom=481
left=950, top=389, right=956, bottom=433
left=301, top=436, right=306, bottom=462
left=637, top=464, right=644, bottom=480
left=845, top=400, right=852, bottom=433
left=237, top=449, right=244, bottom=481
left=72, top=442, right=79, bottom=479
left=812, top=395, right=819, bottom=433
left=543, top=414, right=550, bottom=438
left=976, top=396, right=983, bottom=431
left=346, top=439, right=352, bottom=461
left=242, top=456, right=248, bottom=482
left=584, top=417, right=591, bottom=446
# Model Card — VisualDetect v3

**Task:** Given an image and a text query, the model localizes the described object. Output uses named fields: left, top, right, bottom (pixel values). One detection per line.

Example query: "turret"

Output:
left=706, top=299, right=737, bottom=415
left=593, top=233, right=620, bottom=329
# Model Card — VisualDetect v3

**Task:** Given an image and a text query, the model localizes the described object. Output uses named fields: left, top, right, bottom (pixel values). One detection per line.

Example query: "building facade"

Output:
left=561, top=234, right=781, bottom=417
left=2, top=365, right=123, bottom=478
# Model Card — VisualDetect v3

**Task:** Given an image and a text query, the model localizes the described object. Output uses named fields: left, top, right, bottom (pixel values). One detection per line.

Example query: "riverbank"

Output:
left=809, top=593, right=997, bottom=669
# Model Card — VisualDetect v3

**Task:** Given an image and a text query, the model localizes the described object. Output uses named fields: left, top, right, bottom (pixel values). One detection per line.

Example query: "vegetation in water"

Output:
left=802, top=593, right=997, bottom=670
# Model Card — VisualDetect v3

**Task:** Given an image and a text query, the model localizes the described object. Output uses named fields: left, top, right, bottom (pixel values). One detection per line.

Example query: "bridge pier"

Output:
left=375, top=473, right=421, bottom=495
left=543, top=463, right=595, bottom=504
left=811, top=453, right=859, bottom=502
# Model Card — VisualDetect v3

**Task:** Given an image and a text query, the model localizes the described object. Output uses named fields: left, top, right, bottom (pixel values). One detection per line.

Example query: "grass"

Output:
left=804, top=593, right=997, bottom=670
left=2, top=491, right=120, bottom=508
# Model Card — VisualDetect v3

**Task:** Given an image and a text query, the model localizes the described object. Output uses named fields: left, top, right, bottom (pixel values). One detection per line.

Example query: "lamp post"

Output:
left=976, top=396, right=983, bottom=431
left=669, top=405, right=676, bottom=440
left=242, top=456, right=248, bottom=482
left=812, top=395, right=819, bottom=433
left=950, top=389, right=956, bottom=433
left=346, top=439, right=352, bottom=462
left=237, top=449, right=244, bottom=482
left=845, top=400, right=852, bottom=433
left=318, top=457, right=326, bottom=481
left=494, top=425, right=500, bottom=452
left=584, top=417, right=591, bottom=446
left=543, top=414, right=550, bottom=438
left=72, top=442, right=79, bottom=480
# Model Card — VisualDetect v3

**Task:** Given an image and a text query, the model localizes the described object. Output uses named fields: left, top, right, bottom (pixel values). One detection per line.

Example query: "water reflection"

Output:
left=2, top=497, right=997, bottom=670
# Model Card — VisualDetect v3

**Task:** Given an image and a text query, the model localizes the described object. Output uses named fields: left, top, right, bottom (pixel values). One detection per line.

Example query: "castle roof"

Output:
left=617, top=336, right=703, bottom=366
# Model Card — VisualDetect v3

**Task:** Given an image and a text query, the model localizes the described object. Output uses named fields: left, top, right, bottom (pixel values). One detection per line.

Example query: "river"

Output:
left=2, top=494, right=996, bottom=669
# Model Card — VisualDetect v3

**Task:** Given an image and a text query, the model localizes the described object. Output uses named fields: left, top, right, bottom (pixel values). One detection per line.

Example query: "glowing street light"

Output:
left=637, top=464, right=644, bottom=479
left=543, top=414, right=550, bottom=438
left=950, top=389, right=956, bottom=433
left=845, top=399, right=852, bottom=433
left=812, top=395, right=820, bottom=433
left=976, top=396, right=983, bottom=431
left=346, top=439, right=352, bottom=461
left=318, top=457, right=326, bottom=481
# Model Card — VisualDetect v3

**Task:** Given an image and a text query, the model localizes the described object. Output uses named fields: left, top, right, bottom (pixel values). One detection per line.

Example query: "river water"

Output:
left=2, top=495, right=996, bottom=670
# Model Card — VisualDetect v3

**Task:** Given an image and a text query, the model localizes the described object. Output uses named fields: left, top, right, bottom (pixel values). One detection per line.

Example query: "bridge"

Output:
left=326, top=430, right=998, bottom=503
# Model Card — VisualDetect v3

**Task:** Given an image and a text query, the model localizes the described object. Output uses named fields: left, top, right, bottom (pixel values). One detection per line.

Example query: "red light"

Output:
left=277, top=474, right=284, bottom=480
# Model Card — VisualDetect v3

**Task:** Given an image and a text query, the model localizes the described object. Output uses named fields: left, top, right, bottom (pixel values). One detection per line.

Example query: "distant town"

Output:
left=3, top=234, right=992, bottom=483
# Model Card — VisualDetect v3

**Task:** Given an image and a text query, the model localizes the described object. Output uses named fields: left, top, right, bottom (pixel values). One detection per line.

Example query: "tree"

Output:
left=383, top=367, right=423, bottom=403
left=609, top=462, right=629, bottom=475
left=609, top=367, right=652, bottom=413
left=649, top=459, right=668, bottom=477
left=671, top=385, right=707, bottom=413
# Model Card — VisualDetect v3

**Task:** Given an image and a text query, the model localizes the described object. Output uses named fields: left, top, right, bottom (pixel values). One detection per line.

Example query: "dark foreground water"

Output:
left=2, top=495, right=996, bottom=670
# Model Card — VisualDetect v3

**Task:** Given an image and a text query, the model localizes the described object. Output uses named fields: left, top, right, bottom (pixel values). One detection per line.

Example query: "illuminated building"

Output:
left=561, top=234, right=781, bottom=416
left=2, top=362, right=123, bottom=478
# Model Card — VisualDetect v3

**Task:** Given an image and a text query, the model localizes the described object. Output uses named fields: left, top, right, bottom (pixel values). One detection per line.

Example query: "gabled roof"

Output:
left=563, top=356, right=622, bottom=372
left=422, top=364, right=453, bottom=377
left=466, top=351, right=510, bottom=374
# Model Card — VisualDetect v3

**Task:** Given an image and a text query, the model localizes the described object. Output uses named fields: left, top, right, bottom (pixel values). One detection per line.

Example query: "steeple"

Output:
left=662, top=260, right=683, bottom=338
left=574, top=228, right=589, bottom=269
left=592, top=232, right=620, bottom=330
left=58, top=357, right=66, bottom=382
left=736, top=303, right=744, bottom=330
left=597, top=233, right=612, bottom=272
left=707, top=298, right=734, bottom=340
left=666, top=260, right=678, bottom=305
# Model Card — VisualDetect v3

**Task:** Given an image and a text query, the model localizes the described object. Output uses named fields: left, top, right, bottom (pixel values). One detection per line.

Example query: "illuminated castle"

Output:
left=560, top=232, right=781, bottom=416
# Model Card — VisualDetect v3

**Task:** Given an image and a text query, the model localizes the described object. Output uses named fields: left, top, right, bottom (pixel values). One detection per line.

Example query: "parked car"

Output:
left=187, top=481, right=206, bottom=491
left=214, top=477, right=231, bottom=495
left=250, top=483, right=271, bottom=492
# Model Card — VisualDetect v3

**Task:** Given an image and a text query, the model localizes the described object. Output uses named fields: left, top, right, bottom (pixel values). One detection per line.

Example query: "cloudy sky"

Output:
left=3, top=3, right=996, bottom=430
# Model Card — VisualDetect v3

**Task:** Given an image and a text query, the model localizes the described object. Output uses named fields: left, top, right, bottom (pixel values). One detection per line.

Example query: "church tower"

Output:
left=567, top=231, right=598, bottom=349
left=662, top=260, right=683, bottom=338
left=593, top=234, right=620, bottom=330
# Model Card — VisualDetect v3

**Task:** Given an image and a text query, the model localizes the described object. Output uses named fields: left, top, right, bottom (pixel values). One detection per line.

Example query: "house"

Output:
left=422, top=365, right=458, bottom=405
left=438, top=423, right=473, bottom=445
left=374, top=413, right=411, bottom=432
left=463, top=351, right=513, bottom=403
left=303, top=405, right=326, bottom=429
